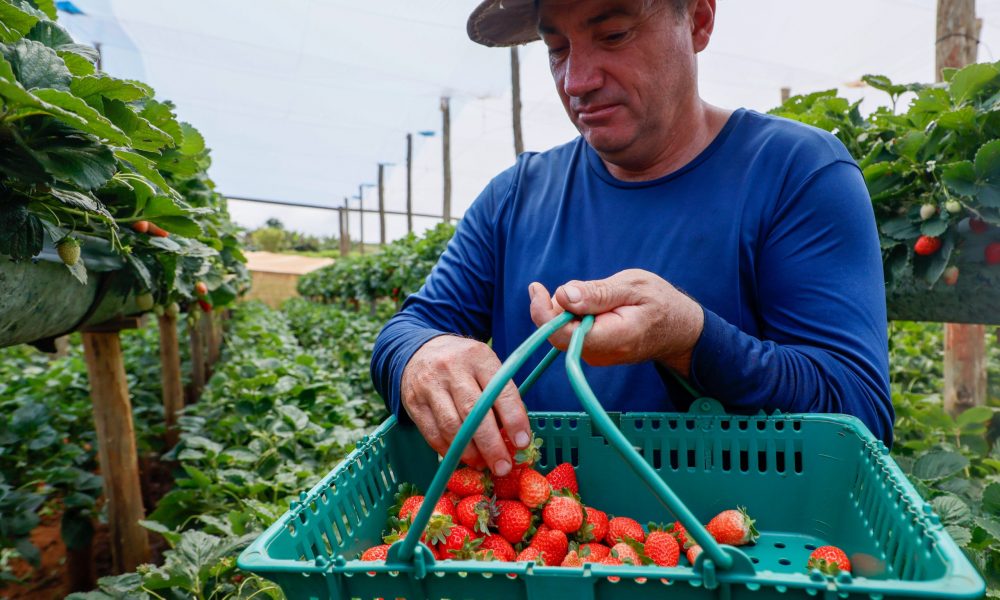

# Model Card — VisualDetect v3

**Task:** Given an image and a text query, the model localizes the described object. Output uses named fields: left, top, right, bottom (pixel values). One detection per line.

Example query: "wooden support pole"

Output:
left=189, top=312, right=206, bottom=402
left=157, top=313, right=184, bottom=448
left=81, top=331, right=150, bottom=573
left=780, top=86, right=791, bottom=103
left=511, top=46, right=524, bottom=156
left=339, top=206, right=350, bottom=257
left=937, top=0, right=985, bottom=415
left=441, top=96, right=452, bottom=223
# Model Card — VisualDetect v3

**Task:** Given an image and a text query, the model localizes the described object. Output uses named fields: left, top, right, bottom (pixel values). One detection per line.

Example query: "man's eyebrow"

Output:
left=538, top=7, right=634, bottom=35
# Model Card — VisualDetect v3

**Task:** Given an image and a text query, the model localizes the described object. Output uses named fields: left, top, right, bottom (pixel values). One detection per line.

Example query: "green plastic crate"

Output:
left=238, top=314, right=986, bottom=600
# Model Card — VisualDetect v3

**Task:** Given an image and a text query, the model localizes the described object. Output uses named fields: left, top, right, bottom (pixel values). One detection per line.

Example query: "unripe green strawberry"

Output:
left=919, top=203, right=937, bottom=220
left=136, top=292, right=154, bottom=311
left=945, top=199, right=962, bottom=215
left=57, top=237, right=80, bottom=266
left=165, top=302, right=180, bottom=317
left=942, top=266, right=959, bottom=286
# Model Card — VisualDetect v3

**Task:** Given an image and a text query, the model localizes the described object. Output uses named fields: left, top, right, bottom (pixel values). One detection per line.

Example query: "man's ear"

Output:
left=690, top=0, right=716, bottom=53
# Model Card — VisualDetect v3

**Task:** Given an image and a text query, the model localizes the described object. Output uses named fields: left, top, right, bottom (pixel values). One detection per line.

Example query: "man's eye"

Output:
left=604, top=32, right=627, bottom=43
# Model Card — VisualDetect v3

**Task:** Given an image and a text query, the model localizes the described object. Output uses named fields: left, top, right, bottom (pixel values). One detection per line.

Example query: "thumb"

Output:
left=554, top=276, right=634, bottom=314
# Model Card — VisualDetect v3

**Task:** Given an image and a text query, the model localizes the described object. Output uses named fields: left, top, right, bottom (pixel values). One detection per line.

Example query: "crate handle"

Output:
left=565, top=315, right=736, bottom=572
left=393, top=311, right=576, bottom=564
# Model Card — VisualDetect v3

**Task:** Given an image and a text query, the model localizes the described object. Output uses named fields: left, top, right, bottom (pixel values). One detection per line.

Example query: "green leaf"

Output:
left=103, top=98, right=174, bottom=152
left=15, top=116, right=116, bottom=190
left=920, top=217, right=949, bottom=237
left=141, top=195, right=187, bottom=219
left=862, top=74, right=906, bottom=97
left=932, top=494, right=973, bottom=526
left=139, top=519, right=181, bottom=546
left=125, top=253, right=153, bottom=291
left=178, top=122, right=205, bottom=156
left=945, top=524, right=972, bottom=546
left=31, top=0, right=57, bottom=19
left=913, top=450, right=969, bottom=480
left=956, top=405, right=996, bottom=428
left=0, top=202, right=43, bottom=260
left=139, top=99, right=183, bottom=144
left=942, top=161, right=977, bottom=196
left=66, top=258, right=87, bottom=285
left=48, top=187, right=112, bottom=219
left=984, top=483, right=1000, bottom=516
left=32, top=88, right=130, bottom=144
left=155, top=215, right=202, bottom=238
left=57, top=50, right=94, bottom=76
left=880, top=216, right=920, bottom=240
left=114, top=149, right=174, bottom=195
left=948, top=63, right=1000, bottom=104
left=1, top=38, right=71, bottom=90
left=71, top=75, right=151, bottom=103
left=975, top=516, right=1000, bottom=542
left=0, top=2, right=42, bottom=41
left=937, top=106, right=977, bottom=131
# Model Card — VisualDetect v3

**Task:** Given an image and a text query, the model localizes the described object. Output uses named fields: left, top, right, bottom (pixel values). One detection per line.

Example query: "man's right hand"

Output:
left=400, top=335, right=531, bottom=476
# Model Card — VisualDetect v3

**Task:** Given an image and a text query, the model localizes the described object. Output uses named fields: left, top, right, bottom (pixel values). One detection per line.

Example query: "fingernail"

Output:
left=529, top=283, right=537, bottom=300
left=495, top=460, right=512, bottom=477
left=515, top=431, right=530, bottom=448
left=564, top=285, right=581, bottom=303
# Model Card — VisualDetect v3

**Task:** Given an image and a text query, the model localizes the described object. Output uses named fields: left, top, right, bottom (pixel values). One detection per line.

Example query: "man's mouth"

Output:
left=575, top=104, right=620, bottom=124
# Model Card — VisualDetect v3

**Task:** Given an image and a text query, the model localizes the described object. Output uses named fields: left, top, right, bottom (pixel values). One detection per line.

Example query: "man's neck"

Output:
left=600, top=102, right=733, bottom=182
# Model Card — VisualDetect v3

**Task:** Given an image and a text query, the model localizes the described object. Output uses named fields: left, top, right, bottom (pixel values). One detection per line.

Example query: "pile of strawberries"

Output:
left=358, top=433, right=851, bottom=576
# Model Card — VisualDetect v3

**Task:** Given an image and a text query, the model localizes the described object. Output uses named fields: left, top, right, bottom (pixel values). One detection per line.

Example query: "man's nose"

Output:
left=562, top=47, right=603, bottom=98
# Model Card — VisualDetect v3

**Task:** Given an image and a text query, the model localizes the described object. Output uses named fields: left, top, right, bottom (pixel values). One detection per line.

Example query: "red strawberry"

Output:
left=606, top=516, right=645, bottom=545
left=579, top=543, right=611, bottom=562
left=518, top=469, right=550, bottom=508
left=970, top=217, right=990, bottom=234
left=480, top=534, right=515, bottom=561
left=132, top=220, right=150, bottom=234
left=530, top=529, right=568, bottom=566
left=669, top=521, right=689, bottom=548
left=444, top=490, right=462, bottom=506
left=448, top=467, right=492, bottom=498
left=399, top=496, right=456, bottom=521
left=644, top=531, right=680, bottom=567
left=516, top=547, right=544, bottom=563
left=610, top=542, right=641, bottom=566
left=561, top=550, right=584, bottom=567
left=493, top=467, right=522, bottom=500
left=807, top=545, right=851, bottom=576
left=942, top=266, right=960, bottom=286
left=436, top=524, right=479, bottom=560
left=542, top=495, right=584, bottom=534
left=686, top=544, right=703, bottom=565
left=705, top=507, right=758, bottom=546
left=456, top=495, right=493, bottom=534
left=495, top=500, right=532, bottom=544
left=914, top=235, right=942, bottom=256
left=545, top=463, right=578, bottom=494
left=360, top=544, right=390, bottom=561
left=598, top=555, right=623, bottom=566
left=580, top=507, right=608, bottom=542
left=198, top=299, right=212, bottom=313
left=986, top=242, right=1000, bottom=265
left=148, top=223, right=169, bottom=237
left=501, top=429, right=542, bottom=465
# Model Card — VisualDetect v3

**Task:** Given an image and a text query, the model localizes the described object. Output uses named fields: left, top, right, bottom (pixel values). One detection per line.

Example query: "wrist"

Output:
left=655, top=301, right=705, bottom=377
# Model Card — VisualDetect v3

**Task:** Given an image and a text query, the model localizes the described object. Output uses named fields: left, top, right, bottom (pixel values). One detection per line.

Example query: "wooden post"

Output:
left=81, top=331, right=150, bottom=573
left=378, top=163, right=387, bottom=246
left=780, top=86, right=791, bottom=103
left=358, top=185, right=366, bottom=255
left=157, top=313, right=184, bottom=448
left=202, top=310, right=216, bottom=377
left=189, top=311, right=206, bottom=402
left=441, top=96, right=452, bottom=223
left=338, top=206, right=350, bottom=257
left=406, top=133, right=414, bottom=234
left=511, top=46, right=524, bottom=156
left=937, top=0, right=985, bottom=415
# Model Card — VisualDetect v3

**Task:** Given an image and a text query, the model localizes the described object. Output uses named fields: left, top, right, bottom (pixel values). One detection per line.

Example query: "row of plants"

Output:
left=66, top=300, right=386, bottom=599
left=771, top=61, right=1000, bottom=294
left=0, top=0, right=247, bottom=324
left=0, top=320, right=188, bottom=584
left=297, top=222, right=454, bottom=306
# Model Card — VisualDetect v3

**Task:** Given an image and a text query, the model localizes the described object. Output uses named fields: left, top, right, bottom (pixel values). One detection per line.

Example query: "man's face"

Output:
left=538, top=0, right=697, bottom=163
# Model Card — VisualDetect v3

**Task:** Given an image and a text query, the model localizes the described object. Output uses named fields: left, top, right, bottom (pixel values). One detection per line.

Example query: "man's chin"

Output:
left=581, top=130, right=632, bottom=156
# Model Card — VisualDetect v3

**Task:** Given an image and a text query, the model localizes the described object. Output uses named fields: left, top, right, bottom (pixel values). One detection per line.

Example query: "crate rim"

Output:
left=236, top=410, right=987, bottom=599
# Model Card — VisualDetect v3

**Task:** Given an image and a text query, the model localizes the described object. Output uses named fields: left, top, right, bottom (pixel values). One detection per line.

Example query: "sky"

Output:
left=59, top=1, right=1000, bottom=242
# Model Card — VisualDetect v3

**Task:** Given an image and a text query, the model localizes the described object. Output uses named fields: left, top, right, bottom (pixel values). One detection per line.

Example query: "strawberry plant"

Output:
left=771, top=62, right=1000, bottom=320
left=0, top=0, right=247, bottom=325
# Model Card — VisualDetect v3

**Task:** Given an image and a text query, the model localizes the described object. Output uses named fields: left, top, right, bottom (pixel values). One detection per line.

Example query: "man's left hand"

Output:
left=528, top=269, right=705, bottom=376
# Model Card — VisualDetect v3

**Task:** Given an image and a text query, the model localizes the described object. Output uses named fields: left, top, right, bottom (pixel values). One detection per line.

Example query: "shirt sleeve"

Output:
left=369, top=166, right=516, bottom=420
left=687, top=160, right=894, bottom=445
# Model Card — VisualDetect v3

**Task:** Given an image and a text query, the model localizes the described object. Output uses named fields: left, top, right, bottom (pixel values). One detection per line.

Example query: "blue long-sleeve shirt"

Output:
left=371, top=108, right=894, bottom=444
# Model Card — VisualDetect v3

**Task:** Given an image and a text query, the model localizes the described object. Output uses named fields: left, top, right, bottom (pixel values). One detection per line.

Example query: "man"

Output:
left=371, top=0, right=893, bottom=477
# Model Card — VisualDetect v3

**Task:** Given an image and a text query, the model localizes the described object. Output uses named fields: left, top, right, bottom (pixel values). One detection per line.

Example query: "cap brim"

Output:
left=467, top=0, right=540, bottom=47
